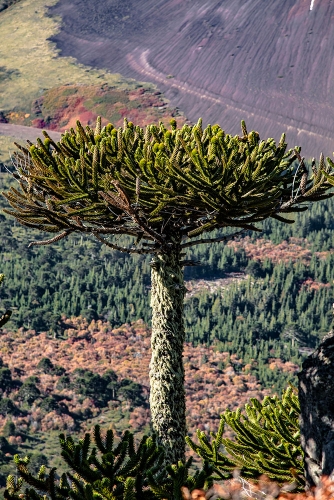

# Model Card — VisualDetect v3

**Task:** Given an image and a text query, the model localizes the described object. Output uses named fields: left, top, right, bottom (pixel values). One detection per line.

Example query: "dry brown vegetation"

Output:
left=182, top=474, right=334, bottom=500
left=228, top=237, right=332, bottom=264
left=0, top=318, right=298, bottom=439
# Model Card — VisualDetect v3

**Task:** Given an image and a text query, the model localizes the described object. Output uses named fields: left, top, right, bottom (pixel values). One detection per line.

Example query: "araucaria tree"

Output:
left=2, top=117, right=333, bottom=464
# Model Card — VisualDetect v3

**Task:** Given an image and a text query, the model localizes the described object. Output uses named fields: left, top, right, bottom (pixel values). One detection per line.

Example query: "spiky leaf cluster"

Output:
left=148, top=458, right=213, bottom=500
left=319, top=160, right=334, bottom=188
left=4, top=425, right=214, bottom=500
left=186, top=386, right=304, bottom=489
left=2, top=117, right=332, bottom=252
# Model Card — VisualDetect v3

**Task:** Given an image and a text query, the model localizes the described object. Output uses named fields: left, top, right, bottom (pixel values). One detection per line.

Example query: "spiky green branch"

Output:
left=4, top=426, right=214, bottom=500
left=3, top=118, right=332, bottom=252
left=186, top=386, right=304, bottom=488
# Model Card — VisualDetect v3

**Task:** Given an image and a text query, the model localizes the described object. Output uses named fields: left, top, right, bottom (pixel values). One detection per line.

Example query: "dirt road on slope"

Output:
left=0, top=123, right=61, bottom=142
left=128, top=50, right=327, bottom=145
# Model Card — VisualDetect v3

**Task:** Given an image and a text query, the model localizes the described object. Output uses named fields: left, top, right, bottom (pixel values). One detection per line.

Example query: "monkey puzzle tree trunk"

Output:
left=298, top=331, right=334, bottom=488
left=149, top=235, right=187, bottom=465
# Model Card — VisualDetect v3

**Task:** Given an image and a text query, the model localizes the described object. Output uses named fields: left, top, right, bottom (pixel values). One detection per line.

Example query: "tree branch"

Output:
left=128, top=208, right=165, bottom=245
left=100, top=186, right=164, bottom=244
left=93, top=233, right=155, bottom=255
left=180, top=260, right=201, bottom=267
left=80, top=226, right=148, bottom=237
left=181, top=230, right=245, bottom=249
left=28, top=230, right=73, bottom=248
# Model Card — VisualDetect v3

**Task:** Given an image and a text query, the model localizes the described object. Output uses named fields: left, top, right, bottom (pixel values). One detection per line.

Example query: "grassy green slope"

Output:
left=0, top=0, right=145, bottom=112
left=0, top=0, right=154, bottom=163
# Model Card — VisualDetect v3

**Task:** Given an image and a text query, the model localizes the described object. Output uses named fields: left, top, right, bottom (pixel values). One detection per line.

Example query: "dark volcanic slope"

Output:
left=49, top=0, right=334, bottom=158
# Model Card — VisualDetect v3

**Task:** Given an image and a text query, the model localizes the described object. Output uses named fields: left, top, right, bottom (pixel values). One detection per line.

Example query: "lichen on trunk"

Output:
left=149, top=235, right=187, bottom=465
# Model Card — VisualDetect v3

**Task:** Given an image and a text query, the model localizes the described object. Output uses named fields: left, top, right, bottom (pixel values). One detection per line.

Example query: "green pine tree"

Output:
left=0, top=274, right=12, bottom=327
left=2, top=116, right=333, bottom=464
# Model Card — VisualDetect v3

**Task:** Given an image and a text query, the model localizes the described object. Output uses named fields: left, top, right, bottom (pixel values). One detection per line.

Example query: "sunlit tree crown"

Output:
left=3, top=117, right=332, bottom=253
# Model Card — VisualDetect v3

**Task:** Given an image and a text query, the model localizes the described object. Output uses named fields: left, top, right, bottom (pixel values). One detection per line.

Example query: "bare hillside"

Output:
left=48, top=0, right=334, bottom=159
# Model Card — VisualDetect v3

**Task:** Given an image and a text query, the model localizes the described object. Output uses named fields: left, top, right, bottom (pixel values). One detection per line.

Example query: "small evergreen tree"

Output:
left=4, top=425, right=214, bottom=500
left=16, top=380, right=41, bottom=405
left=2, top=117, right=333, bottom=464
left=37, top=357, right=54, bottom=373
left=187, top=386, right=304, bottom=488
left=0, top=274, right=11, bottom=328
left=0, top=398, right=20, bottom=417
left=2, top=420, right=16, bottom=438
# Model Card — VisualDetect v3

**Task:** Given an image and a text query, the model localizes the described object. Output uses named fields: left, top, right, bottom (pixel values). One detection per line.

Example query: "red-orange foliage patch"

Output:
left=182, top=475, right=334, bottom=500
left=0, top=318, right=295, bottom=438
left=4, top=84, right=186, bottom=132
left=228, top=237, right=331, bottom=264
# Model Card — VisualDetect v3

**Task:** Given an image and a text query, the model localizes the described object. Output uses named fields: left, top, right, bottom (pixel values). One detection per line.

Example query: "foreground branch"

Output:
left=93, top=233, right=154, bottom=255
left=181, top=230, right=245, bottom=249
left=28, top=230, right=73, bottom=248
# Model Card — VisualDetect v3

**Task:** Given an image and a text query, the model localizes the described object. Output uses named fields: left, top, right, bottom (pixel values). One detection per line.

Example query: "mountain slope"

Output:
left=48, top=0, right=334, bottom=158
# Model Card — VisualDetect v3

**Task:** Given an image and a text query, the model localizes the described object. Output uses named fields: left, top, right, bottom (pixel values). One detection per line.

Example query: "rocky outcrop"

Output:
left=0, top=0, right=21, bottom=13
left=298, top=331, right=334, bottom=488
left=0, top=112, right=8, bottom=123
left=48, top=0, right=334, bottom=158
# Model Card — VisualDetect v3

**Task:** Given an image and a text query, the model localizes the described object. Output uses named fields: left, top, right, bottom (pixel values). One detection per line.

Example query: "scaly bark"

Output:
left=298, top=331, right=334, bottom=488
left=149, top=235, right=187, bottom=464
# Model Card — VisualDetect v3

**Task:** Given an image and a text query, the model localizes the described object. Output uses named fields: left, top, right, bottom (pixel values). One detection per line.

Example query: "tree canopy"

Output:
left=2, top=118, right=332, bottom=253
